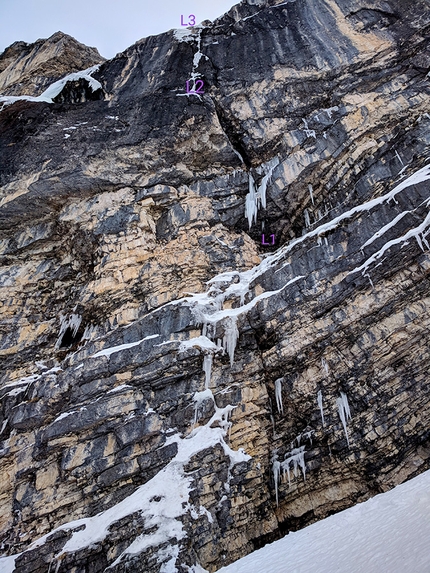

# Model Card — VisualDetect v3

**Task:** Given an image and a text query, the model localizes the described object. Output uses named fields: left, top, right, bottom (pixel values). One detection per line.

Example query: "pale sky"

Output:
left=0, top=0, right=239, bottom=59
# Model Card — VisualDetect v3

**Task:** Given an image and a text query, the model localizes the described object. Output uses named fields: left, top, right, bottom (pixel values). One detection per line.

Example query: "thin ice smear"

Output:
left=222, top=316, right=239, bottom=367
left=271, top=452, right=281, bottom=506
left=203, top=354, right=213, bottom=389
left=275, top=379, right=284, bottom=415
left=317, top=390, right=325, bottom=426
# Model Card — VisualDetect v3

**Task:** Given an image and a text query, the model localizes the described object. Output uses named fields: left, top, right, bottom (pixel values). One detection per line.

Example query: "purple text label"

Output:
left=181, top=14, right=196, bottom=26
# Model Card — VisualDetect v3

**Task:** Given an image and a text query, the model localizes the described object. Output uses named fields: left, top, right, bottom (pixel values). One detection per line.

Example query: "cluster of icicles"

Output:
left=272, top=358, right=352, bottom=506
left=245, top=157, right=280, bottom=228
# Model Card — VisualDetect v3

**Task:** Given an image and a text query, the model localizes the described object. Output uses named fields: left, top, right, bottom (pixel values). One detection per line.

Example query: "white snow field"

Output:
left=218, top=469, right=430, bottom=573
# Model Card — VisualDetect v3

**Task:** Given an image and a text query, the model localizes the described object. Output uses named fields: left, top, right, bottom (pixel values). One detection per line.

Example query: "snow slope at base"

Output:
left=218, top=469, right=430, bottom=573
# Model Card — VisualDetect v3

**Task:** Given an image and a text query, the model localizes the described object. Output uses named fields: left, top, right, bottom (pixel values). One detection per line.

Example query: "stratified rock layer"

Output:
left=0, top=32, right=105, bottom=97
left=1, top=0, right=430, bottom=571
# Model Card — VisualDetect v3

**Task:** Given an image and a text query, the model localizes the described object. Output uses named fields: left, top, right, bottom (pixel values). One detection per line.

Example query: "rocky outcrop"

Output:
left=1, top=0, right=430, bottom=571
left=0, top=32, right=105, bottom=97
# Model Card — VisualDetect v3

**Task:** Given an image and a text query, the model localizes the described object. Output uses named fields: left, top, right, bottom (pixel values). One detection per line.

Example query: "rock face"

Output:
left=0, top=32, right=105, bottom=97
left=1, top=0, right=430, bottom=571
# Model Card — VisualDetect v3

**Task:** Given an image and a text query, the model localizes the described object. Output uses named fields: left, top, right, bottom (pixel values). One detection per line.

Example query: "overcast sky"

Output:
left=0, top=0, right=238, bottom=59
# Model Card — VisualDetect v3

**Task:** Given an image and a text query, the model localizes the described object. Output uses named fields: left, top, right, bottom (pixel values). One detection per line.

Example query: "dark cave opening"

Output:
left=59, top=326, right=84, bottom=348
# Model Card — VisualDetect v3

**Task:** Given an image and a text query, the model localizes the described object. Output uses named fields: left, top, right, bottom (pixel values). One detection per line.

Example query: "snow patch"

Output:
left=178, top=336, right=218, bottom=353
left=53, top=411, right=77, bottom=423
left=218, top=469, right=430, bottom=573
left=91, top=334, right=159, bottom=359
left=107, top=384, right=133, bottom=394
left=0, top=555, right=19, bottom=573
left=0, top=65, right=101, bottom=109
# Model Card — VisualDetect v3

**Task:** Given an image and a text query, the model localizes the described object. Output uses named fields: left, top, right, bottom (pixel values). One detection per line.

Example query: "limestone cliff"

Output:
left=0, top=32, right=105, bottom=97
left=1, top=0, right=430, bottom=571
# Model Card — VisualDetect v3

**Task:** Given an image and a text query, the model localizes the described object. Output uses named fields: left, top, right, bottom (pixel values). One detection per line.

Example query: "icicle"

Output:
left=304, top=430, right=314, bottom=445
left=270, top=414, right=276, bottom=438
left=337, top=392, right=352, bottom=447
left=81, top=324, right=97, bottom=341
left=257, top=157, right=278, bottom=208
left=308, top=184, right=315, bottom=205
left=317, top=390, right=325, bottom=426
left=304, top=209, right=311, bottom=228
left=395, top=150, right=404, bottom=166
left=245, top=174, right=258, bottom=229
left=244, top=157, right=279, bottom=229
left=203, top=354, right=212, bottom=389
left=55, top=313, right=82, bottom=349
left=321, top=357, right=329, bottom=377
left=0, top=419, right=8, bottom=436
left=272, top=452, right=281, bottom=506
left=275, top=378, right=284, bottom=414
left=222, top=316, right=239, bottom=366
left=281, top=446, right=306, bottom=485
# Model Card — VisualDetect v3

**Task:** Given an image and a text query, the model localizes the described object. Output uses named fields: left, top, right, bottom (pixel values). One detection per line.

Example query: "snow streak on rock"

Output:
left=0, top=393, right=249, bottom=571
left=0, top=65, right=101, bottom=108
